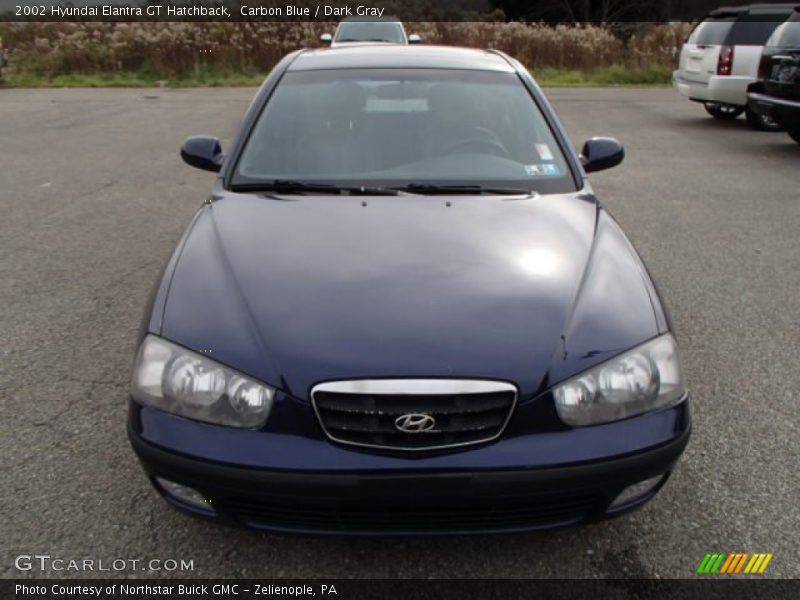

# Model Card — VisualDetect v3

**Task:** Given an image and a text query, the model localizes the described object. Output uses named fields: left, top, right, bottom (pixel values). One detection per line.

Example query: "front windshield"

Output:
left=335, top=22, right=405, bottom=43
left=234, top=69, right=576, bottom=194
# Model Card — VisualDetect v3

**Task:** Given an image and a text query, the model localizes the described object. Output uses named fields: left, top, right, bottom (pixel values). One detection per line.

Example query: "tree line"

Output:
left=489, top=0, right=799, bottom=22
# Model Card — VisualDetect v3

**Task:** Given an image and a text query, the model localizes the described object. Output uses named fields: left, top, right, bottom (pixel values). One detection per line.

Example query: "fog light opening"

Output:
left=608, top=474, right=666, bottom=510
left=154, top=477, right=215, bottom=514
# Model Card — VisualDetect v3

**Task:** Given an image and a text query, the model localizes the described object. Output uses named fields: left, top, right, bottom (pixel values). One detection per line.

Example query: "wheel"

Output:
left=439, top=127, right=510, bottom=158
left=788, top=129, right=800, bottom=144
left=704, top=103, right=744, bottom=120
left=442, top=137, right=510, bottom=157
left=745, top=106, right=784, bottom=131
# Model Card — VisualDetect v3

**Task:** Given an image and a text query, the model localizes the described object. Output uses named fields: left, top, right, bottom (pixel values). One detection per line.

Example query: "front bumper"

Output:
left=128, top=399, right=691, bottom=536
left=673, top=72, right=753, bottom=107
left=747, top=91, right=800, bottom=130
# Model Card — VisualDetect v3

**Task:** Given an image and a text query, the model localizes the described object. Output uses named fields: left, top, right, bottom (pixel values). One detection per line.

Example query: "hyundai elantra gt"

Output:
left=128, top=45, right=690, bottom=535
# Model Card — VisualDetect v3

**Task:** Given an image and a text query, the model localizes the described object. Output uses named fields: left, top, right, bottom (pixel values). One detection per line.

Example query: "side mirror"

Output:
left=580, top=137, right=624, bottom=173
left=320, top=33, right=332, bottom=44
left=180, top=136, right=223, bottom=172
left=408, top=34, right=422, bottom=44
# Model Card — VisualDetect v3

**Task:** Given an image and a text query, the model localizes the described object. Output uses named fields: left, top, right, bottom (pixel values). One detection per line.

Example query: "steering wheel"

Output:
left=441, top=129, right=510, bottom=158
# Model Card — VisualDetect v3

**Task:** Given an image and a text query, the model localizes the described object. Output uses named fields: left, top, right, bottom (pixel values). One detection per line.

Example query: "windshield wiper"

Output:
left=230, top=180, right=340, bottom=194
left=396, top=184, right=534, bottom=196
left=229, top=180, right=399, bottom=196
left=229, top=181, right=532, bottom=197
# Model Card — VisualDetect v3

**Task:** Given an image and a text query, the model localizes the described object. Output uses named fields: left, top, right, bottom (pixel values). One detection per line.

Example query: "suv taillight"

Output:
left=717, top=45, right=734, bottom=76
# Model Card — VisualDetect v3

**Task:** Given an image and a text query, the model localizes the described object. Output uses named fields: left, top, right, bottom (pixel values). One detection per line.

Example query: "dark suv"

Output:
left=747, top=8, right=800, bottom=143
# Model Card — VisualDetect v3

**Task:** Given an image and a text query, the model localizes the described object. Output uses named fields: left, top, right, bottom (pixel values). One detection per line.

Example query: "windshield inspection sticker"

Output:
left=535, top=143, right=555, bottom=161
left=525, top=163, right=561, bottom=177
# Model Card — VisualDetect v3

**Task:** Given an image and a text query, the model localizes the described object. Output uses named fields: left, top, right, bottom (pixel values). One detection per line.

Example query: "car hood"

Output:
left=160, top=192, right=661, bottom=399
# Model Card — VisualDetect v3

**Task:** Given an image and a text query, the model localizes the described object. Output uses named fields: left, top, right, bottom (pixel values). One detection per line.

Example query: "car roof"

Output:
left=709, top=3, right=798, bottom=18
left=337, top=15, right=402, bottom=22
left=288, top=45, right=516, bottom=73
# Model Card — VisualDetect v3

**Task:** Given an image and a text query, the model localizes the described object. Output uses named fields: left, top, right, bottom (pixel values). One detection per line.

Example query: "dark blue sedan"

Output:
left=128, top=45, right=690, bottom=535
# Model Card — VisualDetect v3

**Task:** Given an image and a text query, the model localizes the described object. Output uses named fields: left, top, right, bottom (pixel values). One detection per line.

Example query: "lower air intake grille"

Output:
left=224, top=495, right=597, bottom=533
left=311, top=379, right=517, bottom=451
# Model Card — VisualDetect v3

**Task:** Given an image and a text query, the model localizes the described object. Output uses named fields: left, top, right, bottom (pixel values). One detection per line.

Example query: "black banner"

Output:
left=4, top=579, right=800, bottom=600
left=2, top=0, right=506, bottom=23
left=3, top=0, right=798, bottom=23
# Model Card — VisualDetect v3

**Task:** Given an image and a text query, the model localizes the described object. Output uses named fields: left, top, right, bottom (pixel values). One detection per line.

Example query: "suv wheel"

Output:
left=788, top=129, right=800, bottom=144
left=745, top=107, right=784, bottom=132
left=704, top=103, right=744, bottom=120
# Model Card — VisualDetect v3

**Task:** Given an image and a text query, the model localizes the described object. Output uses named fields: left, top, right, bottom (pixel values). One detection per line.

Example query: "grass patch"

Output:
left=534, top=66, right=672, bottom=87
left=1, top=68, right=266, bottom=88
left=1, top=65, right=672, bottom=89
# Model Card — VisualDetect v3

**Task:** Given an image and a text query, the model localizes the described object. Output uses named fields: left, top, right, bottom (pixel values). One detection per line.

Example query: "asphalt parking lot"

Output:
left=1, top=87, right=799, bottom=579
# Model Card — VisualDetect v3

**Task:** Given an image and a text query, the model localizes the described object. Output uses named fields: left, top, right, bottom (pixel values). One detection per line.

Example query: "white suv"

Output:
left=320, top=18, right=421, bottom=47
left=673, top=4, right=794, bottom=130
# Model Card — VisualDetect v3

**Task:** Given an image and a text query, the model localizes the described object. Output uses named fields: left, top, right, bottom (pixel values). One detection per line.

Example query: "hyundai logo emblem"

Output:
left=394, top=413, right=436, bottom=433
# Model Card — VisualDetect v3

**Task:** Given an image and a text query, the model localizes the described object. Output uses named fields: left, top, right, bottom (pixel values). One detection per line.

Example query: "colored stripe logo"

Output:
left=696, top=552, right=773, bottom=574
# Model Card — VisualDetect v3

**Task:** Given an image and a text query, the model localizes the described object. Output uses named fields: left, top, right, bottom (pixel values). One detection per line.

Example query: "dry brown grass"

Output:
left=0, top=21, right=693, bottom=79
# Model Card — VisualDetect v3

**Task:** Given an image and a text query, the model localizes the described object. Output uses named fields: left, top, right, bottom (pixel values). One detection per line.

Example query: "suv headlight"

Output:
left=554, top=333, right=686, bottom=427
left=131, top=335, right=275, bottom=428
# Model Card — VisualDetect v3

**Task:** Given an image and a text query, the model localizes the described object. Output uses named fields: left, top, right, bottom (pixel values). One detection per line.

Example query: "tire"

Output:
left=788, top=129, right=800, bottom=144
left=745, top=106, right=785, bottom=131
left=704, top=103, right=744, bottom=120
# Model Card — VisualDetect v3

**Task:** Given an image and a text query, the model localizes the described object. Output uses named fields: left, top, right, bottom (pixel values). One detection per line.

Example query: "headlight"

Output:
left=553, top=333, right=685, bottom=427
left=131, top=335, right=275, bottom=428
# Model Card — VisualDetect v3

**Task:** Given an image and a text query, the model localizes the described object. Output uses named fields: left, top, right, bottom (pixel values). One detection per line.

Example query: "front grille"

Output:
left=224, top=495, right=597, bottom=533
left=311, top=379, right=517, bottom=451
